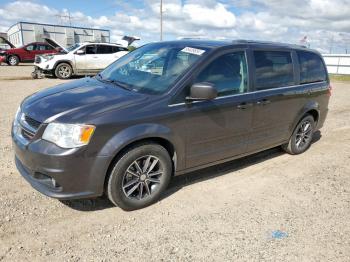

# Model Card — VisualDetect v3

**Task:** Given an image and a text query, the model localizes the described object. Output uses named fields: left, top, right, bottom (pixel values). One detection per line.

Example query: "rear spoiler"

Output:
left=0, top=36, right=15, bottom=48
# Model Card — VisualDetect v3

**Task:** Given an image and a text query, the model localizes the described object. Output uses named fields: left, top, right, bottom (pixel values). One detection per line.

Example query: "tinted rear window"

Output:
left=112, top=46, right=128, bottom=53
left=97, top=45, right=113, bottom=54
left=254, top=51, right=294, bottom=90
left=297, top=51, right=327, bottom=84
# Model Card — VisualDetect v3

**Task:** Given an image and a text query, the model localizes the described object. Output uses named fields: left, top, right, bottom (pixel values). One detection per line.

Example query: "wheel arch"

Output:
left=306, top=109, right=319, bottom=123
left=103, top=136, right=178, bottom=195
left=7, top=54, right=20, bottom=63
left=290, top=102, right=320, bottom=136
left=54, top=60, right=75, bottom=73
left=99, top=124, right=185, bottom=192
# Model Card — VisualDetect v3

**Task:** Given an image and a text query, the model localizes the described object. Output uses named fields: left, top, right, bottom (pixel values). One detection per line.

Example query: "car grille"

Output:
left=21, top=127, right=35, bottom=140
left=18, top=114, right=42, bottom=141
left=24, top=115, right=41, bottom=129
left=34, top=56, right=41, bottom=63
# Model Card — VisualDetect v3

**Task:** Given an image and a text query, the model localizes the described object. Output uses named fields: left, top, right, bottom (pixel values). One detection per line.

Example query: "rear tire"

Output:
left=107, top=143, right=172, bottom=211
left=55, top=63, right=72, bottom=79
left=8, top=55, right=19, bottom=66
left=282, top=115, right=315, bottom=155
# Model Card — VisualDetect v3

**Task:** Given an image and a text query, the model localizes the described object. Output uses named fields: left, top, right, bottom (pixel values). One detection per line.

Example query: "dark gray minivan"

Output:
left=12, top=40, right=330, bottom=210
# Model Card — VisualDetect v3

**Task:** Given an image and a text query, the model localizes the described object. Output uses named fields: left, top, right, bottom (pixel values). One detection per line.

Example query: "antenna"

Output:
left=55, top=11, right=74, bottom=26
left=160, top=0, right=163, bottom=41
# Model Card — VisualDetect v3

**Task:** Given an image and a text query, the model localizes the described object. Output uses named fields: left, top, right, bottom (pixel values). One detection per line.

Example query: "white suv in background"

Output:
left=32, top=39, right=129, bottom=79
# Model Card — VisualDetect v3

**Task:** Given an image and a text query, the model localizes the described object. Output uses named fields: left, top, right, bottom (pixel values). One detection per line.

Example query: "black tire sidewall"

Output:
left=55, top=63, right=72, bottom=79
left=107, top=144, right=172, bottom=211
left=289, top=115, right=315, bottom=154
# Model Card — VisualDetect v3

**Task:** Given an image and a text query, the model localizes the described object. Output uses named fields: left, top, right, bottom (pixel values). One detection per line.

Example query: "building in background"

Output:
left=7, top=21, right=110, bottom=48
left=323, top=54, right=350, bottom=75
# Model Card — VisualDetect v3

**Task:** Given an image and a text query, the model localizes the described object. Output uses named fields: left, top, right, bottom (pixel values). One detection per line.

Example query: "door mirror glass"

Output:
left=187, top=82, right=217, bottom=101
left=76, top=49, right=85, bottom=55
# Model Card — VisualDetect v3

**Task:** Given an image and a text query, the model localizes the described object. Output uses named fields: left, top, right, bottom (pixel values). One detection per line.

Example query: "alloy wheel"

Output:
left=295, top=120, right=313, bottom=149
left=58, top=65, right=71, bottom=78
left=9, top=56, right=18, bottom=65
left=122, top=155, right=163, bottom=200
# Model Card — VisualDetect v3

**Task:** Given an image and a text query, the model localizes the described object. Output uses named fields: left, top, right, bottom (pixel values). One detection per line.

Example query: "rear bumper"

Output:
left=12, top=131, right=111, bottom=200
left=316, top=108, right=328, bottom=130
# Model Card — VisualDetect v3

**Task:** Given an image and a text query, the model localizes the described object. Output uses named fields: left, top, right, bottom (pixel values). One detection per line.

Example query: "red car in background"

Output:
left=0, top=42, right=58, bottom=66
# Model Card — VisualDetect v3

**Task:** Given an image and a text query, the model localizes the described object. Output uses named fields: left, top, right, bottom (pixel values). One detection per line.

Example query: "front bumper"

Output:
left=12, top=127, right=110, bottom=200
left=0, top=55, right=6, bottom=64
left=34, top=59, right=55, bottom=71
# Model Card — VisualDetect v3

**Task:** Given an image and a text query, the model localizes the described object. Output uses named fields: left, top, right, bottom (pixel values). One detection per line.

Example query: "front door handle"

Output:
left=256, top=99, right=271, bottom=106
left=237, top=102, right=253, bottom=110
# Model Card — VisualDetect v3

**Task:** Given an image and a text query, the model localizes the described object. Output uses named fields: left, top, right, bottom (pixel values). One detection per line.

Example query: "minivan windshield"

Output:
left=98, top=43, right=209, bottom=94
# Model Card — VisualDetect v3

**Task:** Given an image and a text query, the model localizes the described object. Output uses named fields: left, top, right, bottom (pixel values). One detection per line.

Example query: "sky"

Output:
left=0, top=0, right=350, bottom=53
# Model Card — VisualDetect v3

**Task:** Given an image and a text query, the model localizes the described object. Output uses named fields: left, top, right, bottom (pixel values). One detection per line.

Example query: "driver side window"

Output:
left=194, top=51, right=248, bottom=97
left=85, top=45, right=96, bottom=54
left=26, top=45, right=35, bottom=51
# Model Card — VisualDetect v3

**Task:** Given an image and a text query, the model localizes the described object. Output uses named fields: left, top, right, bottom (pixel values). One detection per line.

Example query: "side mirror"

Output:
left=75, top=50, right=85, bottom=55
left=186, top=82, right=217, bottom=101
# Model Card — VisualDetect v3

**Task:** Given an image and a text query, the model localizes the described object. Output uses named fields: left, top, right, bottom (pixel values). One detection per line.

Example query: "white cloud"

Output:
left=0, top=0, right=350, bottom=53
left=183, top=3, right=236, bottom=28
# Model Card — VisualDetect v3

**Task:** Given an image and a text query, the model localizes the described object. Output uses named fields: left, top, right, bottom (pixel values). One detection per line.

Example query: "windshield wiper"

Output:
left=109, top=80, right=133, bottom=91
left=96, top=75, right=133, bottom=91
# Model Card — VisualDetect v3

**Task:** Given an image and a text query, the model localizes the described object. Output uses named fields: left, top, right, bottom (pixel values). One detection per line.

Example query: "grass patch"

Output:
left=329, top=74, right=350, bottom=82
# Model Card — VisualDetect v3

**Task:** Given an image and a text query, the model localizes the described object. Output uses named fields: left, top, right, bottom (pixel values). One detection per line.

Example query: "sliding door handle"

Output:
left=256, top=99, right=271, bottom=105
left=237, top=102, right=253, bottom=110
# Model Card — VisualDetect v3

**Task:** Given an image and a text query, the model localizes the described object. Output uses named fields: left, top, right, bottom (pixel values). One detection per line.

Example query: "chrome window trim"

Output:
left=168, top=81, right=327, bottom=107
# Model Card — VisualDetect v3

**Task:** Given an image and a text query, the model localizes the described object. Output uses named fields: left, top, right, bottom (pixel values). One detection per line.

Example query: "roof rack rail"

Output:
left=232, top=39, right=307, bottom=48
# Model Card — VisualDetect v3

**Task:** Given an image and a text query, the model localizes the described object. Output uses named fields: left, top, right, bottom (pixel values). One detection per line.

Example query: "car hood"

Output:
left=21, top=77, right=147, bottom=123
left=37, top=52, right=66, bottom=59
left=0, top=36, right=15, bottom=48
left=44, top=38, right=68, bottom=53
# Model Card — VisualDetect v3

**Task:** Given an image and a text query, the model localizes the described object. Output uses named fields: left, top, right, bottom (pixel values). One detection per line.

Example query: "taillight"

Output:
left=328, top=84, right=333, bottom=97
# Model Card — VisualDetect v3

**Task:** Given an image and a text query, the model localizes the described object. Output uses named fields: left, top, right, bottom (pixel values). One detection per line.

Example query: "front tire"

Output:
left=107, top=143, right=172, bottom=210
left=8, top=55, right=19, bottom=66
left=282, top=115, right=315, bottom=155
left=55, top=63, right=73, bottom=79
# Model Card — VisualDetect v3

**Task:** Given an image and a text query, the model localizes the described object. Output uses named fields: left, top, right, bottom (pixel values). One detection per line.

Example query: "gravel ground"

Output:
left=0, top=65, right=350, bottom=261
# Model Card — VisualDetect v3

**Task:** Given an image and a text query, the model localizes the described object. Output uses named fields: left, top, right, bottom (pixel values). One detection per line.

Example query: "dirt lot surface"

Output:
left=0, top=65, right=350, bottom=261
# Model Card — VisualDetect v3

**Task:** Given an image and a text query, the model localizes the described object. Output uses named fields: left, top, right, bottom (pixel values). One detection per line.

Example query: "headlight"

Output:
left=14, top=106, right=21, bottom=120
left=42, top=55, right=54, bottom=62
left=42, top=123, right=95, bottom=148
left=13, top=106, right=21, bottom=134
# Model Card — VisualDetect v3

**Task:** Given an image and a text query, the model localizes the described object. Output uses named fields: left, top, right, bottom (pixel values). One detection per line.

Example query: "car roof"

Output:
left=81, top=42, right=124, bottom=46
left=157, top=39, right=317, bottom=53
left=157, top=39, right=231, bottom=49
left=25, top=42, right=51, bottom=45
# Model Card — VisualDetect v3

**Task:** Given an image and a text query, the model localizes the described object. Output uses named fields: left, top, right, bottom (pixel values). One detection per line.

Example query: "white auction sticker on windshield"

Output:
left=181, top=47, right=206, bottom=56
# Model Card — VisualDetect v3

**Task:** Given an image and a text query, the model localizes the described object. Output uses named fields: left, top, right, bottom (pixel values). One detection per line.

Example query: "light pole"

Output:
left=160, top=0, right=163, bottom=41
